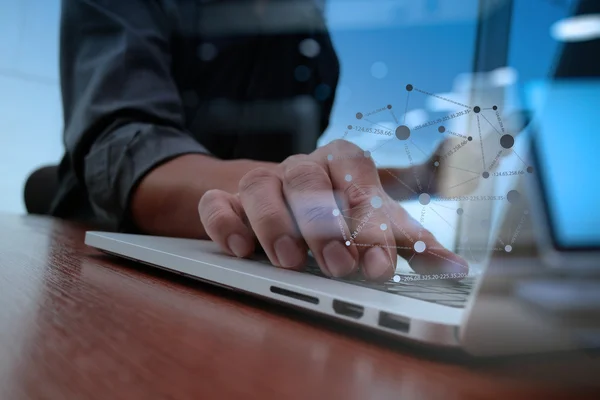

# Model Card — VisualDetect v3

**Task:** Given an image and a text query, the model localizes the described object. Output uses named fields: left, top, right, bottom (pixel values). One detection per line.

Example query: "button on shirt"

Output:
left=51, top=0, right=340, bottom=231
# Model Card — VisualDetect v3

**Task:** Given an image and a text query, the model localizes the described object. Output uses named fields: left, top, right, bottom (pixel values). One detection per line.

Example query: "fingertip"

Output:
left=227, top=233, right=254, bottom=258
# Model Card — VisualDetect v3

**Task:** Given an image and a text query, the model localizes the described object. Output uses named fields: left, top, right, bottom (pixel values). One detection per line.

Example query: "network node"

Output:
left=406, top=84, right=414, bottom=92
left=393, top=275, right=401, bottom=283
left=356, top=112, right=363, bottom=120
left=505, top=245, right=513, bottom=253
left=418, top=193, right=431, bottom=206
left=438, top=126, right=446, bottom=133
left=468, top=136, right=473, bottom=141
left=387, top=104, right=392, bottom=109
left=493, top=105, right=498, bottom=111
left=507, top=190, right=521, bottom=204
left=348, top=125, right=353, bottom=130
left=457, top=208, right=464, bottom=215
left=345, top=174, right=353, bottom=182
left=345, top=241, right=351, bottom=246
left=363, top=150, right=371, bottom=158
left=327, top=154, right=333, bottom=161
left=434, top=161, right=440, bottom=167
left=332, top=209, right=340, bottom=217
left=414, top=241, right=426, bottom=253
left=395, top=125, right=411, bottom=140
left=482, top=171, right=490, bottom=179
left=474, top=106, right=481, bottom=113
left=380, top=223, right=388, bottom=231
left=527, top=166, right=534, bottom=174
left=370, top=196, right=383, bottom=209
left=500, top=134, right=515, bottom=149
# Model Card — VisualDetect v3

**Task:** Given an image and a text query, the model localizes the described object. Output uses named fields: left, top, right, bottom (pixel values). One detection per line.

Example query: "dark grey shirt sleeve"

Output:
left=60, top=0, right=210, bottom=229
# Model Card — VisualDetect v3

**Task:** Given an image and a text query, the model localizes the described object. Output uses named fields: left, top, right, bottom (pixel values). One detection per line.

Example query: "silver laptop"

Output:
left=85, top=0, right=598, bottom=356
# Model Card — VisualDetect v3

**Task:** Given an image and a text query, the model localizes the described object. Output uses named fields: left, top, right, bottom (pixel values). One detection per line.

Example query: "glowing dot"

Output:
left=527, top=166, right=534, bottom=174
left=474, top=106, right=481, bottom=113
left=438, top=126, right=446, bottom=133
left=356, top=112, right=363, bottom=119
left=327, top=154, right=333, bottom=161
left=345, top=241, right=351, bottom=246
left=371, top=61, right=388, bottom=79
left=198, top=43, right=218, bottom=61
left=505, top=245, right=513, bottom=253
left=468, top=136, right=473, bottom=141
left=348, top=125, right=353, bottom=130
left=298, top=38, right=320, bottom=58
left=332, top=209, right=340, bottom=217
left=395, top=125, right=411, bottom=140
left=387, top=104, right=392, bottom=109
left=393, top=275, right=401, bottom=283
left=371, top=196, right=383, bottom=209
left=507, top=190, right=521, bottom=204
left=434, top=161, right=440, bottom=167
left=493, top=105, right=498, bottom=110
left=345, top=174, right=353, bottom=182
left=418, top=193, right=431, bottom=205
left=363, top=150, right=371, bottom=158
left=406, top=84, right=414, bottom=91
left=380, top=223, right=388, bottom=231
left=482, top=171, right=490, bottom=179
left=414, top=241, right=426, bottom=253
left=500, top=134, right=515, bottom=149
left=457, top=208, right=464, bottom=215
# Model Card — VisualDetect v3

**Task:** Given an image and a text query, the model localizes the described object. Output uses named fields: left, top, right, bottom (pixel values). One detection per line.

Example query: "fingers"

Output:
left=238, top=168, right=307, bottom=269
left=198, top=189, right=255, bottom=258
left=318, top=140, right=396, bottom=281
left=385, top=202, right=469, bottom=276
left=281, top=157, right=359, bottom=278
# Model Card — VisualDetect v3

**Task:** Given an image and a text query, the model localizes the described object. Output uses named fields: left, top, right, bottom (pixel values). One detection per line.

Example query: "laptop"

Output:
left=85, top=0, right=598, bottom=356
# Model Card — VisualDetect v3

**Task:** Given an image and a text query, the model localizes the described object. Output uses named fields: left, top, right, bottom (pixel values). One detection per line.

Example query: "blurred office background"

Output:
left=0, top=0, right=576, bottom=220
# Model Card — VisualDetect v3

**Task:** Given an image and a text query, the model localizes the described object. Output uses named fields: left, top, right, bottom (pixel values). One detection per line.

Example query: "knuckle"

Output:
left=203, top=205, right=234, bottom=232
left=345, top=183, right=379, bottom=207
left=238, top=168, right=277, bottom=195
left=303, top=204, right=334, bottom=224
left=283, top=161, right=327, bottom=191
left=252, top=201, right=282, bottom=226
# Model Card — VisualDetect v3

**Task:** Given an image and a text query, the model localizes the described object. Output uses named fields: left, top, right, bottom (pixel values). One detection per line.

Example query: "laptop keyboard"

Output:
left=254, top=255, right=475, bottom=308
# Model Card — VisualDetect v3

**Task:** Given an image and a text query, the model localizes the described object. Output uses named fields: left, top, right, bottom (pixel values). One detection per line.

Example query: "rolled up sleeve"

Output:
left=60, top=0, right=209, bottom=228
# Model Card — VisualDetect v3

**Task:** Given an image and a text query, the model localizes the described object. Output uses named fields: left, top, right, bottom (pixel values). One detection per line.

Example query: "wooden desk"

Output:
left=0, top=214, right=598, bottom=399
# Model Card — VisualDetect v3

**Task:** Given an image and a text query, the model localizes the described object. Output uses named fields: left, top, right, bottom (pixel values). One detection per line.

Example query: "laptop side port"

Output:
left=378, top=312, right=410, bottom=333
left=270, top=286, right=319, bottom=304
left=332, top=299, right=364, bottom=319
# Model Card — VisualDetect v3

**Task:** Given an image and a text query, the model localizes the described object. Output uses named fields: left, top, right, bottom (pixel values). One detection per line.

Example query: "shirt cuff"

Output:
left=84, top=123, right=211, bottom=231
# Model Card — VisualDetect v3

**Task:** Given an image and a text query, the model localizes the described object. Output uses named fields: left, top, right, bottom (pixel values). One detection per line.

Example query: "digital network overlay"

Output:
left=325, top=84, right=533, bottom=282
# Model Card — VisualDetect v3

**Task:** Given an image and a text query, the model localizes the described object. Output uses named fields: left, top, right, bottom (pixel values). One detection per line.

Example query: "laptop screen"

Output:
left=528, top=81, right=600, bottom=251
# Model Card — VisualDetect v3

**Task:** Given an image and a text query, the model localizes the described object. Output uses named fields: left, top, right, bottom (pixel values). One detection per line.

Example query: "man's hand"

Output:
left=199, top=139, right=468, bottom=281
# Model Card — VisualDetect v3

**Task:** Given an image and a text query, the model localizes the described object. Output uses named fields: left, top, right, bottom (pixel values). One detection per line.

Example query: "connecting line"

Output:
left=413, top=87, right=472, bottom=109
left=477, top=115, right=486, bottom=170
left=511, top=148, right=529, bottom=167
left=429, top=206, right=455, bottom=231
left=404, top=92, right=411, bottom=124
left=380, top=166, right=417, bottom=194
left=444, top=164, right=480, bottom=175
left=382, top=234, right=397, bottom=270
left=426, top=250, right=468, bottom=270
left=354, top=243, right=412, bottom=250
left=382, top=208, right=415, bottom=243
left=407, top=252, right=416, bottom=265
left=410, top=139, right=428, bottom=157
left=404, top=144, right=423, bottom=192
left=427, top=163, right=437, bottom=191
left=364, top=118, right=391, bottom=131
left=442, top=175, right=480, bottom=191
left=350, top=208, right=374, bottom=241
left=389, top=108, right=399, bottom=125
left=430, top=202, right=457, bottom=211
left=336, top=215, right=347, bottom=241
left=480, top=113, right=502, bottom=136
left=368, top=137, right=395, bottom=155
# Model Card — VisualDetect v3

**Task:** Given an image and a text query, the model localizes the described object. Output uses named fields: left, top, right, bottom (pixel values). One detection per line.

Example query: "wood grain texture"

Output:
left=0, top=213, right=598, bottom=400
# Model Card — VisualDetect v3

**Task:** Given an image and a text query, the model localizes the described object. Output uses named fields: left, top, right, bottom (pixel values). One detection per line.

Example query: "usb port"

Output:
left=378, top=312, right=410, bottom=333
left=332, top=300, right=364, bottom=319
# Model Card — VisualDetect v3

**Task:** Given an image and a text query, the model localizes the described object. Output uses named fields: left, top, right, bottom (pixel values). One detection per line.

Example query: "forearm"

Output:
left=130, top=154, right=274, bottom=238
